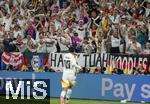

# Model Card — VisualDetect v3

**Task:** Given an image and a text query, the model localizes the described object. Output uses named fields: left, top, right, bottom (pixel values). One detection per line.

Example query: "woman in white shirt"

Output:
left=36, top=35, right=47, bottom=53
left=45, top=32, right=57, bottom=53
left=75, top=20, right=87, bottom=40
left=126, top=36, right=142, bottom=54
left=110, top=29, right=121, bottom=53
left=11, top=35, right=27, bottom=52
left=109, top=10, right=120, bottom=25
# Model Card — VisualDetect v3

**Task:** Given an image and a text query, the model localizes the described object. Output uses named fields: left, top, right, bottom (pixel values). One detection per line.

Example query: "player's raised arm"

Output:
left=71, top=60, right=82, bottom=71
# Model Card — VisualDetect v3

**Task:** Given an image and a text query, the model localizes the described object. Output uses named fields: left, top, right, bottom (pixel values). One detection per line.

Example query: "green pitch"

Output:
left=50, top=98, right=143, bottom=104
left=0, top=96, right=147, bottom=104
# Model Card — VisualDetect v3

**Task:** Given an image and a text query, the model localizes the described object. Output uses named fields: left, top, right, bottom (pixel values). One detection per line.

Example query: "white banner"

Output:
left=49, top=53, right=149, bottom=71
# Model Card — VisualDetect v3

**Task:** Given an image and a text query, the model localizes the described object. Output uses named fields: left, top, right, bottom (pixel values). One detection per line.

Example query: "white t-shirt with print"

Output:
left=111, top=35, right=121, bottom=47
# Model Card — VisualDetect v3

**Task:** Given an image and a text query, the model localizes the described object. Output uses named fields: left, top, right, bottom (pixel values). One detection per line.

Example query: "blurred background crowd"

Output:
left=0, top=0, right=150, bottom=54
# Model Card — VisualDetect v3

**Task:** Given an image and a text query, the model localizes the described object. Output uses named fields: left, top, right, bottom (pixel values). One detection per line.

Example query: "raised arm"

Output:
left=72, top=60, right=82, bottom=71
left=0, top=10, right=4, bottom=18
left=61, top=0, right=75, bottom=19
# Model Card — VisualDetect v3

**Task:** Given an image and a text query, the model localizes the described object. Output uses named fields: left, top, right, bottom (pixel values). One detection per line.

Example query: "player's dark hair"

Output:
left=69, top=46, right=75, bottom=53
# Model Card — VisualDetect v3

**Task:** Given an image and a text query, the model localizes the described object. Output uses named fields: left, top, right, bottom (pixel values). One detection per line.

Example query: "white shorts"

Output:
left=61, top=74, right=76, bottom=88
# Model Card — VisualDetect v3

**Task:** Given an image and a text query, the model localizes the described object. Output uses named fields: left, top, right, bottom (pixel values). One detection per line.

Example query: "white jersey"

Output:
left=62, top=53, right=81, bottom=81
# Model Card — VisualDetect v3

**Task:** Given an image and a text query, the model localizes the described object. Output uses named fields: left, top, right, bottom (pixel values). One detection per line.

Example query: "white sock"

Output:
left=66, top=89, right=72, bottom=100
left=61, top=90, right=66, bottom=98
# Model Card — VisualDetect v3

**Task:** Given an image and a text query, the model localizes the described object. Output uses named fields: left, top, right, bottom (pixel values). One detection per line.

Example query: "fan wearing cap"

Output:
left=60, top=46, right=82, bottom=104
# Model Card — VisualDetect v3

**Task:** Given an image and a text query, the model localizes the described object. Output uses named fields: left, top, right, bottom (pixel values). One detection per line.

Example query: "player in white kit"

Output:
left=60, top=47, right=82, bottom=104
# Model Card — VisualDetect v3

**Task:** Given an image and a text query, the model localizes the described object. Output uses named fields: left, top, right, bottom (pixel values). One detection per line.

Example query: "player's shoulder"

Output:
left=64, top=53, right=73, bottom=59
left=64, top=53, right=72, bottom=57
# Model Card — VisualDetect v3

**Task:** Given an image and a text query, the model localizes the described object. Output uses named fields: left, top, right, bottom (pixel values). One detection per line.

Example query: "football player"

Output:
left=60, top=46, right=82, bottom=104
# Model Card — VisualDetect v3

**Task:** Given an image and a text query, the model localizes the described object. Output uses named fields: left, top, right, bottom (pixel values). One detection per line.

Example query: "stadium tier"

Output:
left=0, top=0, right=150, bottom=104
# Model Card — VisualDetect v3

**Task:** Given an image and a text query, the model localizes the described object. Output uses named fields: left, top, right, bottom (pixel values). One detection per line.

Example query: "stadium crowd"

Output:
left=0, top=0, right=150, bottom=74
left=0, top=0, right=149, bottom=54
